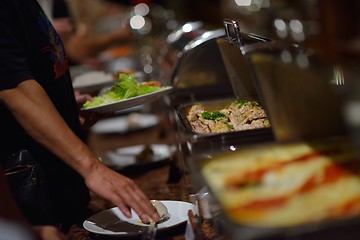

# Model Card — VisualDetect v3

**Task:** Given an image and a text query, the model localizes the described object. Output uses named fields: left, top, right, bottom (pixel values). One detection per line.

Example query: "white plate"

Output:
left=72, top=70, right=115, bottom=93
left=91, top=113, right=159, bottom=134
left=83, top=200, right=197, bottom=236
left=81, top=86, right=173, bottom=113
left=101, top=144, right=174, bottom=170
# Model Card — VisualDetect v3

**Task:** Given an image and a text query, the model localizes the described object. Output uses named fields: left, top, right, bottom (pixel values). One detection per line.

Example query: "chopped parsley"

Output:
left=237, top=100, right=247, bottom=109
left=236, top=100, right=261, bottom=109
left=224, top=122, right=234, bottom=130
left=202, top=111, right=226, bottom=120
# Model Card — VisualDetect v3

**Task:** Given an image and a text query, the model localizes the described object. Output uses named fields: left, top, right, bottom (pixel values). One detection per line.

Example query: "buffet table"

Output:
left=62, top=3, right=360, bottom=237
left=65, top=104, right=224, bottom=240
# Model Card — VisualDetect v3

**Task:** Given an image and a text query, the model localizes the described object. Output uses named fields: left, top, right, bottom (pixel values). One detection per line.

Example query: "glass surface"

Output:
left=243, top=41, right=347, bottom=141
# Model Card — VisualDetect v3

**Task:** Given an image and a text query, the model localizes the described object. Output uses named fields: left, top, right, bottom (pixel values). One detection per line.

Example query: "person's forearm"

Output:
left=0, top=79, right=99, bottom=178
left=0, top=79, right=161, bottom=223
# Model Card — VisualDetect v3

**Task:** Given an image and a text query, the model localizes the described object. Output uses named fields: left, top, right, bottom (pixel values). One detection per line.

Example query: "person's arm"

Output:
left=0, top=79, right=159, bottom=223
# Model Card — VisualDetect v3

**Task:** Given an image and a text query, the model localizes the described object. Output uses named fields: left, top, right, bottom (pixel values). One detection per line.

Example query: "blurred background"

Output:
left=54, top=0, right=360, bottom=68
left=162, top=0, right=360, bottom=62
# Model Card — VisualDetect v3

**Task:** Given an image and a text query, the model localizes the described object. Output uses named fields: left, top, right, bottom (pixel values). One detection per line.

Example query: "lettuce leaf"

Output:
left=138, top=84, right=161, bottom=95
left=83, top=73, right=162, bottom=108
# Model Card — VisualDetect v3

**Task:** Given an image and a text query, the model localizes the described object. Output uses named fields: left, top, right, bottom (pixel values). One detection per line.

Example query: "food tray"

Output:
left=174, top=98, right=274, bottom=155
left=188, top=136, right=360, bottom=240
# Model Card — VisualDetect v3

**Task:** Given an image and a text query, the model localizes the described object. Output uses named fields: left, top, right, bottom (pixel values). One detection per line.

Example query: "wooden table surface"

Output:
left=66, top=107, right=196, bottom=240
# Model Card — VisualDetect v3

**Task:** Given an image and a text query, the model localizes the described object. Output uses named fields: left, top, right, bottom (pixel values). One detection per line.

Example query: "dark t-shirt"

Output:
left=0, top=0, right=90, bottom=226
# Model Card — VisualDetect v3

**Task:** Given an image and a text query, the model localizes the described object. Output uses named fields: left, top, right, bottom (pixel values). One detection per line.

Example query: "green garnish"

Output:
left=224, top=122, right=234, bottom=130
left=237, top=100, right=247, bottom=109
left=202, top=111, right=226, bottom=120
left=236, top=100, right=261, bottom=109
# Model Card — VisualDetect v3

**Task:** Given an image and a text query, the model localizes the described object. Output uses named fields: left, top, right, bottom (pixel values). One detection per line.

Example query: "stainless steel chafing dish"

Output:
left=165, top=24, right=275, bottom=160
left=165, top=23, right=276, bottom=200
left=183, top=19, right=355, bottom=240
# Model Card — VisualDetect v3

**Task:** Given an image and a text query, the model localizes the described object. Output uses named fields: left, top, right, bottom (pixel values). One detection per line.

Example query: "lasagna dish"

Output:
left=201, top=137, right=360, bottom=227
left=186, top=100, right=270, bottom=134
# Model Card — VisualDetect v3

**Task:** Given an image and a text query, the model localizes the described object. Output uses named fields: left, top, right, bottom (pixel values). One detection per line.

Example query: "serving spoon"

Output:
left=151, top=200, right=170, bottom=222
left=143, top=200, right=170, bottom=240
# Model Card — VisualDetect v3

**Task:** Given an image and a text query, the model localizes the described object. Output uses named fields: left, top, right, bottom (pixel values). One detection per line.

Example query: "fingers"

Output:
left=112, top=177, right=160, bottom=223
left=75, top=93, right=92, bottom=106
left=86, top=165, right=160, bottom=225
left=78, top=110, right=98, bottom=130
left=126, top=181, right=160, bottom=223
left=112, top=196, right=132, bottom=218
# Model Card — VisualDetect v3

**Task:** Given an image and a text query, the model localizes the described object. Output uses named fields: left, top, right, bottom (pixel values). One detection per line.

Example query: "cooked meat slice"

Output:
left=219, top=108, right=231, bottom=117
left=250, top=118, right=270, bottom=129
left=206, top=120, right=230, bottom=133
left=234, top=118, right=270, bottom=131
left=229, top=100, right=268, bottom=131
left=190, top=120, right=211, bottom=133
left=187, top=104, right=205, bottom=122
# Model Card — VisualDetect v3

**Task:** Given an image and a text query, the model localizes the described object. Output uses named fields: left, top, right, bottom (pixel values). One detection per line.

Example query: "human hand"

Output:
left=84, top=162, right=160, bottom=223
left=74, top=90, right=92, bottom=109
left=74, top=90, right=114, bottom=130
left=32, top=225, right=67, bottom=240
left=74, top=91, right=98, bottom=130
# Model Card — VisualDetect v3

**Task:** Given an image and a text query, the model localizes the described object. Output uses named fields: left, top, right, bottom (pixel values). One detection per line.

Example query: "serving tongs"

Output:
left=218, top=19, right=268, bottom=101
left=223, top=18, right=244, bottom=47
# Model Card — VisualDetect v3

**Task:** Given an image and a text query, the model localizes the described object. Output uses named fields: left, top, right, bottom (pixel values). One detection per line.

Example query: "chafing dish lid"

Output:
left=243, top=41, right=347, bottom=141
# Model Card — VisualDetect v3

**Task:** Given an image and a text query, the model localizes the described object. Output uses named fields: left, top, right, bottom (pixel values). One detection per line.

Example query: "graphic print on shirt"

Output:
left=36, top=7, right=69, bottom=79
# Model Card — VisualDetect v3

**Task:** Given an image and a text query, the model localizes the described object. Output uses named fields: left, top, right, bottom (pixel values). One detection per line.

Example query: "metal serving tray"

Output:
left=187, top=136, right=360, bottom=240
left=174, top=98, right=274, bottom=155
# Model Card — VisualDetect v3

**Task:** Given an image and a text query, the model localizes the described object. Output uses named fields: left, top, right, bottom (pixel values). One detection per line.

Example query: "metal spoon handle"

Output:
left=142, top=221, right=156, bottom=240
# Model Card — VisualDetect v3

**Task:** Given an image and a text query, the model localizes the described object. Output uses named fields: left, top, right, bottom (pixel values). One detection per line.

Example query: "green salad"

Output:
left=83, top=73, right=162, bottom=108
